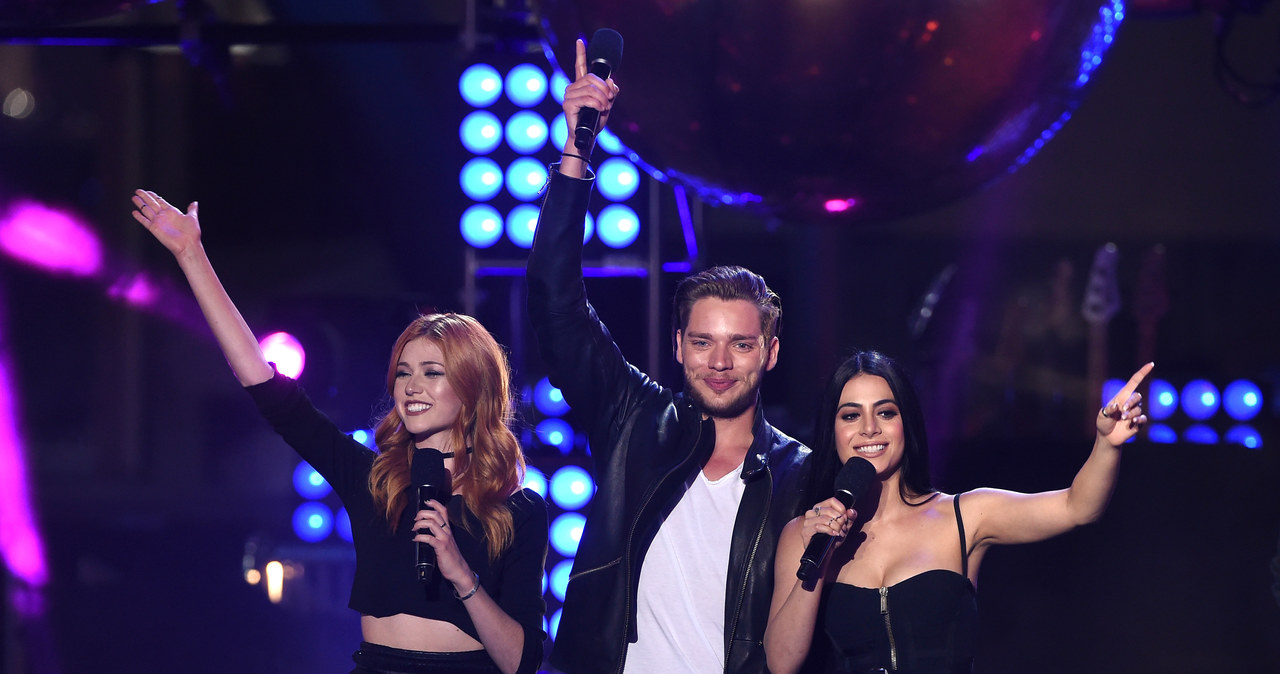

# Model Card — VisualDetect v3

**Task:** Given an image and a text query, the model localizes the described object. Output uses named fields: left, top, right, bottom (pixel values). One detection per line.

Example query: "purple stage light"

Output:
left=260, top=331, right=306, bottom=379
left=0, top=200, right=102, bottom=277
left=0, top=356, right=48, bottom=587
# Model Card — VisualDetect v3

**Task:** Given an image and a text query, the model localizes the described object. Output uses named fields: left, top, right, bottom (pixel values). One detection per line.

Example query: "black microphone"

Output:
left=797, top=457, right=877, bottom=583
left=574, top=28, right=623, bottom=152
left=411, top=448, right=449, bottom=582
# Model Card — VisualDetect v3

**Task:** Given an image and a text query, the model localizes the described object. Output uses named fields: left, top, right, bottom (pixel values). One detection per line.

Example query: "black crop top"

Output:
left=822, top=494, right=978, bottom=673
left=247, top=370, right=548, bottom=673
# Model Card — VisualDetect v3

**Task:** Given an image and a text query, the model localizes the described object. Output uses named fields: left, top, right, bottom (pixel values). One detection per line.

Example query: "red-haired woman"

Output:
left=132, top=190, right=547, bottom=674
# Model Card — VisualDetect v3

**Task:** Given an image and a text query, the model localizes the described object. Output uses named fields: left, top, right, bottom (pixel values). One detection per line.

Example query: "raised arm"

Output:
left=132, top=190, right=273, bottom=387
left=965, top=362, right=1154, bottom=549
left=764, top=498, right=855, bottom=674
left=558, top=38, right=619, bottom=178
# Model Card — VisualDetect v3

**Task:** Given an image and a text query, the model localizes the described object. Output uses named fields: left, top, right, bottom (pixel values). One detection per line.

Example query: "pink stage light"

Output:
left=0, top=200, right=102, bottom=277
left=0, top=356, right=48, bottom=587
left=106, top=272, right=159, bottom=307
left=823, top=198, right=856, bottom=213
left=260, top=331, right=306, bottom=379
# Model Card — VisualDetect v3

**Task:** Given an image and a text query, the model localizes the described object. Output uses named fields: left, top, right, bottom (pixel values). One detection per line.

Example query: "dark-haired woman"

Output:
left=131, top=190, right=547, bottom=674
left=764, top=350, right=1151, bottom=674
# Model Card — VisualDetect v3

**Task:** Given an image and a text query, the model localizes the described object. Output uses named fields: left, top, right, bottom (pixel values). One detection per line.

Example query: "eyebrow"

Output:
left=397, top=360, right=445, bottom=368
left=686, top=331, right=761, bottom=342
left=837, top=399, right=897, bottom=410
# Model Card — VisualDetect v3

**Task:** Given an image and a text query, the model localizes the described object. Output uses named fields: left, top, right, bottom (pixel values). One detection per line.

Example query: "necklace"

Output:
left=421, top=447, right=474, bottom=459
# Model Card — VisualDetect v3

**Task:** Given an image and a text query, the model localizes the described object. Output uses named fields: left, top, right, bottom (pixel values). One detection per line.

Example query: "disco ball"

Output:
left=534, top=0, right=1125, bottom=223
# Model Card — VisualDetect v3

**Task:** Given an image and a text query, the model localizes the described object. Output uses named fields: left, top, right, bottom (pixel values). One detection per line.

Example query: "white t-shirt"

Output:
left=623, top=462, right=747, bottom=673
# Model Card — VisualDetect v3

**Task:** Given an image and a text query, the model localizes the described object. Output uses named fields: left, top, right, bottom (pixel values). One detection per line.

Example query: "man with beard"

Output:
left=526, top=38, right=812, bottom=674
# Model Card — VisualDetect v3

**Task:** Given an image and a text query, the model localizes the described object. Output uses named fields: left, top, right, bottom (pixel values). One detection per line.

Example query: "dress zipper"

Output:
left=879, top=586, right=898, bottom=671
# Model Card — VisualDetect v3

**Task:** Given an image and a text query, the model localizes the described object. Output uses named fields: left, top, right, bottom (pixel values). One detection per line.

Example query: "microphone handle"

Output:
left=796, top=489, right=855, bottom=583
left=416, top=484, right=437, bottom=581
left=574, top=59, right=614, bottom=151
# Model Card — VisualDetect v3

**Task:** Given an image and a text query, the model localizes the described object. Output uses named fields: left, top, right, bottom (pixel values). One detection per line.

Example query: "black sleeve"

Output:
left=498, top=489, right=550, bottom=674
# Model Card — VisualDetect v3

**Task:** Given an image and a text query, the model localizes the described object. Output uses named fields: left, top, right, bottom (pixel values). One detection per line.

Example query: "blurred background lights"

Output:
left=1180, top=380, right=1220, bottom=420
left=460, top=157, right=504, bottom=201
left=549, top=512, right=586, bottom=557
left=537, top=418, right=575, bottom=454
left=549, top=559, right=573, bottom=602
left=1147, top=379, right=1178, bottom=421
left=349, top=429, right=375, bottom=449
left=596, top=204, right=640, bottom=248
left=505, top=110, right=549, bottom=154
left=460, top=204, right=505, bottom=248
left=823, top=198, right=856, bottom=214
left=1222, top=379, right=1262, bottom=421
left=504, top=204, right=540, bottom=248
left=549, top=465, right=595, bottom=510
left=522, top=466, right=547, bottom=498
left=549, top=608, right=563, bottom=641
left=459, top=110, right=503, bottom=154
left=291, top=501, right=334, bottom=542
left=259, top=332, right=305, bottom=379
left=336, top=506, right=353, bottom=542
left=292, top=461, right=331, bottom=499
left=504, top=63, right=548, bottom=107
left=459, top=63, right=502, bottom=107
left=597, top=158, right=640, bottom=201
left=582, top=211, right=595, bottom=244
left=533, top=377, right=571, bottom=416
left=1182, top=423, right=1219, bottom=445
left=3, top=87, right=35, bottom=119
left=1225, top=425, right=1262, bottom=449
left=0, top=200, right=102, bottom=276
left=1101, top=378, right=1123, bottom=408
left=550, top=70, right=570, bottom=104
left=595, top=128, right=624, bottom=155
left=505, top=157, right=548, bottom=201
left=551, top=112, right=568, bottom=152
left=1146, top=424, right=1177, bottom=444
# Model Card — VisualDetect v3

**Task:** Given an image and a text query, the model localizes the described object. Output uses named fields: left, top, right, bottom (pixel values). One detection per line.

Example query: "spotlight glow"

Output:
left=550, top=559, right=573, bottom=601
left=523, top=467, right=548, bottom=498
left=550, top=464, right=595, bottom=510
left=505, top=204, right=541, bottom=248
left=1225, top=425, right=1262, bottom=449
left=1223, top=380, right=1262, bottom=421
left=504, top=64, right=549, bottom=107
left=460, top=157, right=504, bottom=202
left=292, top=461, right=332, bottom=499
left=596, top=204, right=640, bottom=248
left=505, top=157, right=549, bottom=201
left=537, top=418, right=575, bottom=454
left=1146, top=424, right=1177, bottom=444
left=0, top=200, right=102, bottom=277
left=1148, top=379, right=1178, bottom=421
left=533, top=377, right=571, bottom=416
left=505, top=111, right=550, bottom=154
left=260, top=332, right=305, bottom=379
left=597, top=158, right=640, bottom=201
left=549, top=512, right=586, bottom=557
left=336, top=507, right=353, bottom=542
left=459, top=63, right=503, bottom=107
left=1183, top=424, right=1219, bottom=445
left=1181, top=380, right=1220, bottom=421
left=292, top=502, right=334, bottom=542
left=459, top=110, right=503, bottom=154
left=460, top=204, right=504, bottom=249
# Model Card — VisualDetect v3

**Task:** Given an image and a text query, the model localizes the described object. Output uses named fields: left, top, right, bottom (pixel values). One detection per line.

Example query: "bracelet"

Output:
left=561, top=151, right=591, bottom=164
left=454, top=572, right=481, bottom=601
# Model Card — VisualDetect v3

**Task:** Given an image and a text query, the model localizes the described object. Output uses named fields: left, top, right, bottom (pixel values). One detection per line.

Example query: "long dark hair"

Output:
left=809, top=350, right=934, bottom=506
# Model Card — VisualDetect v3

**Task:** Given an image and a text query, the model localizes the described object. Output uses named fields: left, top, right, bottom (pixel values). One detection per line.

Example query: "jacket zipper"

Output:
left=614, top=418, right=709, bottom=673
left=879, top=586, right=898, bottom=671
left=724, top=464, right=771, bottom=671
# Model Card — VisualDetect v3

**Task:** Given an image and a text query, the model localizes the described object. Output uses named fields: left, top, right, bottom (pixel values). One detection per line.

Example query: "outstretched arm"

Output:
left=132, top=190, right=273, bottom=387
left=966, top=362, right=1154, bottom=549
left=764, top=499, right=855, bottom=674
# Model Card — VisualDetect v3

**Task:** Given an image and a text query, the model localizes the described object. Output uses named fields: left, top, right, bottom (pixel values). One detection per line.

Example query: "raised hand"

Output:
left=131, top=189, right=200, bottom=259
left=1098, top=362, right=1154, bottom=446
left=561, top=38, right=619, bottom=151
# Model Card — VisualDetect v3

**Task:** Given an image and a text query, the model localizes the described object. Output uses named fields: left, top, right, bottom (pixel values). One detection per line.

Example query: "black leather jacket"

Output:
left=528, top=168, right=812, bottom=674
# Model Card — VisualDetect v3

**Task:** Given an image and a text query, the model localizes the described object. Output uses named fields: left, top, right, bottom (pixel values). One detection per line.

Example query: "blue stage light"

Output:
left=1183, top=423, right=1219, bottom=445
left=505, top=110, right=549, bottom=154
left=459, top=110, right=503, bottom=154
left=549, top=559, right=573, bottom=602
left=1223, top=380, right=1262, bottom=421
left=582, top=211, right=594, bottom=244
left=460, top=157, right=504, bottom=202
left=1146, top=424, right=1177, bottom=444
left=505, top=63, right=548, bottom=107
left=550, top=512, right=586, bottom=557
left=596, top=128, right=623, bottom=155
left=460, top=204, right=504, bottom=249
left=1101, top=379, right=1123, bottom=409
left=459, top=63, right=503, bottom=107
left=523, top=466, right=548, bottom=498
left=537, top=418, right=575, bottom=454
left=550, top=71, right=570, bottom=104
left=598, top=158, right=640, bottom=201
left=1148, top=379, right=1178, bottom=421
left=293, top=461, right=331, bottom=499
left=505, top=204, right=541, bottom=248
left=292, top=502, right=334, bottom=542
left=1181, top=380, right=1220, bottom=421
left=506, top=157, right=549, bottom=201
left=336, top=507, right=353, bottom=542
left=596, top=204, right=640, bottom=248
left=550, top=465, right=595, bottom=510
left=349, top=429, right=374, bottom=449
left=1225, top=424, right=1262, bottom=449
left=550, top=112, right=568, bottom=153
left=534, top=377, right=571, bottom=416
left=550, top=608, right=563, bottom=641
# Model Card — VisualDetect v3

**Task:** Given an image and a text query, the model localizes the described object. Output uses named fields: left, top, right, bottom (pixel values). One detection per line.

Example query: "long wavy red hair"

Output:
left=368, top=313, right=525, bottom=560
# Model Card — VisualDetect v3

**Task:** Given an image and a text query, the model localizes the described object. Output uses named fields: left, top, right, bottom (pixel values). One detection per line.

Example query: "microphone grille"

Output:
left=586, top=28, right=624, bottom=71
left=834, top=457, right=878, bottom=500
left=411, top=447, right=447, bottom=485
